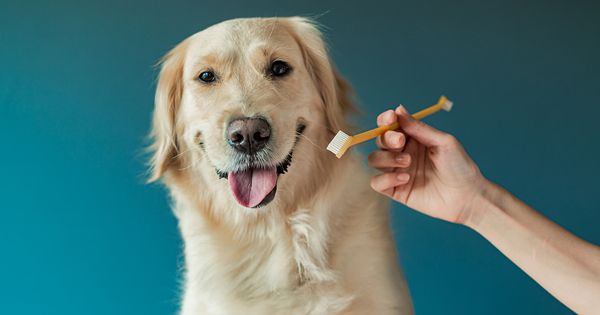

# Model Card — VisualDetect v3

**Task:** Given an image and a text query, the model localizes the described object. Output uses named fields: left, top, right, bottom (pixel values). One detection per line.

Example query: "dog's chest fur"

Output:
left=175, top=196, right=353, bottom=314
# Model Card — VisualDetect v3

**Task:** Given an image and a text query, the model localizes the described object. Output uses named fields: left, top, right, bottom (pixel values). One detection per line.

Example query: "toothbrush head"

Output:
left=441, top=96, right=454, bottom=112
left=327, top=130, right=352, bottom=158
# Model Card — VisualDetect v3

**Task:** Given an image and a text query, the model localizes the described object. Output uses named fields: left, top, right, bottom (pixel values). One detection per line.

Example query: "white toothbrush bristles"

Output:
left=326, top=130, right=351, bottom=158
left=442, top=98, right=454, bottom=112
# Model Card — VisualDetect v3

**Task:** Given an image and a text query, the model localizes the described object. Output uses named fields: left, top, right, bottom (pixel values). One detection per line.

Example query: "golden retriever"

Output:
left=148, top=17, right=413, bottom=315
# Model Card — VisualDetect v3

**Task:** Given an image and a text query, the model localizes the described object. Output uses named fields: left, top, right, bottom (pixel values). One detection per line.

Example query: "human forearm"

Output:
left=369, top=107, right=600, bottom=313
left=465, top=181, right=600, bottom=314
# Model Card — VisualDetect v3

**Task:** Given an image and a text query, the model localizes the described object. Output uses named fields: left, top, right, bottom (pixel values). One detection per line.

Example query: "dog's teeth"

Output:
left=216, top=169, right=228, bottom=179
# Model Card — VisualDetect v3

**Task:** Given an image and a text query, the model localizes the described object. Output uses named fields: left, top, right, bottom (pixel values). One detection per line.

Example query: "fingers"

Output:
left=376, top=109, right=406, bottom=150
left=370, top=171, right=410, bottom=193
left=395, top=105, right=449, bottom=147
left=376, top=105, right=455, bottom=150
left=368, top=151, right=411, bottom=169
left=377, top=110, right=397, bottom=127
left=376, top=131, right=406, bottom=151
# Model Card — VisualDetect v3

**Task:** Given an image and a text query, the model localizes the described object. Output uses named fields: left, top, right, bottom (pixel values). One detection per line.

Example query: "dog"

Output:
left=148, top=17, right=413, bottom=315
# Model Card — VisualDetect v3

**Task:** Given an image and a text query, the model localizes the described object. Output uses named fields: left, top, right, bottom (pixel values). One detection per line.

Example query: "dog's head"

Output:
left=149, top=17, right=354, bottom=212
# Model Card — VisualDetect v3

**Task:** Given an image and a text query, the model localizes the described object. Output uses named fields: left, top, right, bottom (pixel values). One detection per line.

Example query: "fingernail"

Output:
left=396, top=133, right=404, bottom=146
left=392, top=134, right=401, bottom=145
left=384, top=110, right=395, bottom=124
left=396, top=173, right=410, bottom=182
left=395, top=154, right=406, bottom=162
left=396, top=105, right=408, bottom=114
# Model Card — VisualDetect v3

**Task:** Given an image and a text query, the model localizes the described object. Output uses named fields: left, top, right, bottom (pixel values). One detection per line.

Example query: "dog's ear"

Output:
left=148, top=40, right=189, bottom=182
left=285, top=17, right=357, bottom=133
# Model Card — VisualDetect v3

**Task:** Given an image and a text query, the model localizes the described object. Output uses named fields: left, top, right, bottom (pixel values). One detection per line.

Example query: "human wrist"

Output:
left=462, top=179, right=506, bottom=230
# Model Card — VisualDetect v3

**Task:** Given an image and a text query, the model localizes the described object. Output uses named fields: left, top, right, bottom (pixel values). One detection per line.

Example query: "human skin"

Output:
left=368, top=106, right=600, bottom=314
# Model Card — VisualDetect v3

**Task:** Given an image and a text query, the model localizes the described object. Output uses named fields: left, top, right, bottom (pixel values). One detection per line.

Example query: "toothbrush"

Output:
left=326, top=95, right=454, bottom=158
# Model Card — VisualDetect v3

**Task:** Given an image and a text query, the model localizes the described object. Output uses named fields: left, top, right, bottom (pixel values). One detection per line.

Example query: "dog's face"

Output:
left=149, top=17, right=353, bottom=212
left=179, top=18, right=319, bottom=209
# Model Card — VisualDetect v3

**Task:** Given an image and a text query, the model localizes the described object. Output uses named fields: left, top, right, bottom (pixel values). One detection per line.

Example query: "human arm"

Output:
left=368, top=106, right=600, bottom=314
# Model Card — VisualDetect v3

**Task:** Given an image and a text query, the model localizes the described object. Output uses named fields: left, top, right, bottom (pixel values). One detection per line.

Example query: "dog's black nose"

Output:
left=226, top=117, right=271, bottom=154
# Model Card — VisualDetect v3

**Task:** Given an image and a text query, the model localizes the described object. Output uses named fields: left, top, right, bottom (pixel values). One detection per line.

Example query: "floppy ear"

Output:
left=285, top=17, right=357, bottom=133
left=148, top=40, right=189, bottom=182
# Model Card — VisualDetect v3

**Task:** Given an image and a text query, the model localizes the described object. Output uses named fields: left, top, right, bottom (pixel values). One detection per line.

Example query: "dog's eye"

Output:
left=270, top=60, right=291, bottom=77
left=198, top=71, right=216, bottom=83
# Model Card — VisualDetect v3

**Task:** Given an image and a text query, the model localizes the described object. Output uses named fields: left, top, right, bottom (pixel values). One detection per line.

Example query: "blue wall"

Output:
left=1, top=1, right=598, bottom=314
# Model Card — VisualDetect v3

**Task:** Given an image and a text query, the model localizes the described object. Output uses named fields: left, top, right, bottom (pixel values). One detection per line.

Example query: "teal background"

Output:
left=1, top=0, right=599, bottom=314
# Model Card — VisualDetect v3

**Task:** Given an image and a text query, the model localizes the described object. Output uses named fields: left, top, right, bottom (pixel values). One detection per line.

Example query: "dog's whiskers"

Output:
left=178, top=152, right=210, bottom=172
left=171, top=146, right=195, bottom=161
left=173, top=120, right=330, bottom=173
left=295, top=132, right=325, bottom=152
left=177, top=160, right=197, bottom=172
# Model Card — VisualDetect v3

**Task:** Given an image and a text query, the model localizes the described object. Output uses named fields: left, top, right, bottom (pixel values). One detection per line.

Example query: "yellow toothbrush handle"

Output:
left=351, top=96, right=448, bottom=145
left=412, top=95, right=448, bottom=120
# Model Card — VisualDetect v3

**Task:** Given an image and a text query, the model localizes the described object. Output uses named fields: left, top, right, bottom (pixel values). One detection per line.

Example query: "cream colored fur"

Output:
left=148, top=17, right=413, bottom=315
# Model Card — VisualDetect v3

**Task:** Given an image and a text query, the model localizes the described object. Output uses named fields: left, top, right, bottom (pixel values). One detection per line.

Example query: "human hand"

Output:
left=368, top=105, right=488, bottom=224
left=370, top=107, right=600, bottom=315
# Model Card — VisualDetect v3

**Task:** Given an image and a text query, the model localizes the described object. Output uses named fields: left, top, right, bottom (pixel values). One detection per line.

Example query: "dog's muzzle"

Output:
left=215, top=123, right=305, bottom=208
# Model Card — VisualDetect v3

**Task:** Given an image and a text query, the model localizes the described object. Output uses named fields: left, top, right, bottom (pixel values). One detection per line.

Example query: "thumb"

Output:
left=395, top=105, right=448, bottom=147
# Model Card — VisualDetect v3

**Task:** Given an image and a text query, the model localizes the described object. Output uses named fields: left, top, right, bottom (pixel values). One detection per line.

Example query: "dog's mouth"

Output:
left=215, top=124, right=305, bottom=208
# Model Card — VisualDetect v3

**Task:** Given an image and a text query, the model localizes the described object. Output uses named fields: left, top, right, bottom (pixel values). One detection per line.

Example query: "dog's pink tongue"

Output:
left=228, top=167, right=277, bottom=208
